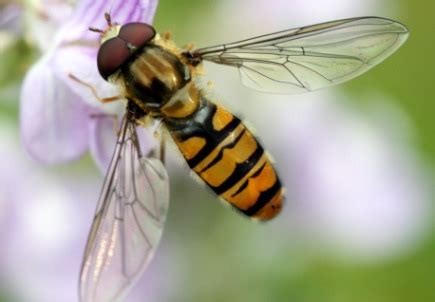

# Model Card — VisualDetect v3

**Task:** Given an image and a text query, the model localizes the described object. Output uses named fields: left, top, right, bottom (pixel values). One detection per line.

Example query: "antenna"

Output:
left=104, top=12, right=112, bottom=26
left=89, top=27, right=104, bottom=33
left=88, top=0, right=119, bottom=33
left=107, top=0, right=117, bottom=18
left=106, top=0, right=122, bottom=25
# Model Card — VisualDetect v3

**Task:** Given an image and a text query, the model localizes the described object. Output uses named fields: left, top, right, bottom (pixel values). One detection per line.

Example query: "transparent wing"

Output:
left=193, top=17, right=409, bottom=93
left=79, top=114, right=169, bottom=302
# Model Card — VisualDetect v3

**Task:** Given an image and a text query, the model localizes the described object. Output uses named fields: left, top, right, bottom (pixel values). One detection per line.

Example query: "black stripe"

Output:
left=169, top=101, right=218, bottom=139
left=240, top=179, right=282, bottom=216
left=186, top=116, right=240, bottom=168
left=169, top=100, right=242, bottom=169
left=230, top=162, right=267, bottom=198
left=199, top=129, right=246, bottom=173
left=210, top=143, right=264, bottom=195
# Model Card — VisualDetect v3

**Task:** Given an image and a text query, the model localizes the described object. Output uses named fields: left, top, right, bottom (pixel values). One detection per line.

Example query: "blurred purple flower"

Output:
left=0, top=3, right=22, bottom=50
left=278, top=96, right=431, bottom=261
left=24, top=0, right=74, bottom=52
left=0, top=121, right=97, bottom=301
left=230, top=90, right=431, bottom=262
left=20, top=0, right=158, bottom=170
left=0, top=122, right=177, bottom=302
left=0, top=0, right=75, bottom=51
left=0, top=3, right=22, bottom=34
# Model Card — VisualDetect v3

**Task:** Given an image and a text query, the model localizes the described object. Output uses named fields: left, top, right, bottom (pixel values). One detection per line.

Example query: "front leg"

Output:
left=69, top=73, right=123, bottom=104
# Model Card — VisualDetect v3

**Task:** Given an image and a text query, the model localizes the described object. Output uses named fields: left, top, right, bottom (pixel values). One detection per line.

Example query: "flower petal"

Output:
left=52, top=45, right=124, bottom=114
left=0, top=4, right=22, bottom=50
left=89, top=115, right=158, bottom=173
left=0, top=4, right=22, bottom=34
left=59, top=0, right=158, bottom=46
left=24, top=0, right=74, bottom=51
left=88, top=113, right=118, bottom=172
left=20, top=57, right=92, bottom=164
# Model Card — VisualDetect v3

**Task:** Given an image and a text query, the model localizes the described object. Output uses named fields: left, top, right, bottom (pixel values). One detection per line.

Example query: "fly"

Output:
left=78, top=13, right=408, bottom=302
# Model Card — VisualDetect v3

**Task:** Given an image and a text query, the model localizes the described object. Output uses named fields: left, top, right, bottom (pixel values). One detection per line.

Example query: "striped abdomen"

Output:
left=166, top=98, right=283, bottom=220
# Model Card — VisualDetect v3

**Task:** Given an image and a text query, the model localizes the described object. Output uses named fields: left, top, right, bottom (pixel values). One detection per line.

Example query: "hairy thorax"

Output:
left=113, top=35, right=203, bottom=121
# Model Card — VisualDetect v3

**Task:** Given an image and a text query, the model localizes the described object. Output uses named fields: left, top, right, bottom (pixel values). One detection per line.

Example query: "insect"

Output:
left=79, top=14, right=408, bottom=302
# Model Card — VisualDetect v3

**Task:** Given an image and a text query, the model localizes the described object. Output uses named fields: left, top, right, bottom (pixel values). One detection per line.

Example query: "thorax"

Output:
left=118, top=45, right=201, bottom=120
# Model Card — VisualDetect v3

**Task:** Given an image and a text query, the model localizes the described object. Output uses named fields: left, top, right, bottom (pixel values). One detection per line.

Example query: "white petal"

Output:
left=52, top=46, right=124, bottom=114
left=20, top=56, right=91, bottom=164
left=89, top=116, right=159, bottom=173
left=57, top=0, right=159, bottom=46
left=23, top=0, right=74, bottom=51
left=88, top=113, right=118, bottom=172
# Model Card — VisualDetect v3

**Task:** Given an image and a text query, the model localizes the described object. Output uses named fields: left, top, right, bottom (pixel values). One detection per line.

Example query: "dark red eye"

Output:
left=97, top=37, right=130, bottom=80
left=118, top=22, right=156, bottom=49
left=96, top=23, right=156, bottom=80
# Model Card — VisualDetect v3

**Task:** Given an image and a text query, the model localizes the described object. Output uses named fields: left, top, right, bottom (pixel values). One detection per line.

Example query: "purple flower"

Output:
left=0, top=0, right=75, bottom=52
left=20, top=0, right=158, bottom=171
left=276, top=96, right=431, bottom=261
left=0, top=121, right=177, bottom=302
left=224, top=89, right=431, bottom=262
left=0, top=120, right=97, bottom=301
left=0, top=3, right=21, bottom=33
left=0, top=3, right=22, bottom=50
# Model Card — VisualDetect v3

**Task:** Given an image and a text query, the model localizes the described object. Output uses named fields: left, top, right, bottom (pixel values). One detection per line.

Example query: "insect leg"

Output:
left=153, top=120, right=166, bottom=165
left=144, top=120, right=166, bottom=165
left=69, top=73, right=122, bottom=103
left=159, top=134, right=166, bottom=166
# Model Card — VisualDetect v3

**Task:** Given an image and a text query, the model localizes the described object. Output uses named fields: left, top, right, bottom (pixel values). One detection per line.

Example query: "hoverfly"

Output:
left=79, top=14, right=408, bottom=302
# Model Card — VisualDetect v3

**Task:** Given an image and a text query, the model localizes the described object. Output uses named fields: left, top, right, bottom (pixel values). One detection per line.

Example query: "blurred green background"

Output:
left=0, top=0, right=434, bottom=302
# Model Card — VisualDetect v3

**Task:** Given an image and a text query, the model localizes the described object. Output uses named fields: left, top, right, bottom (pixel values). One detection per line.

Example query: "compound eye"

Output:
left=118, top=22, right=156, bottom=48
left=97, top=37, right=130, bottom=80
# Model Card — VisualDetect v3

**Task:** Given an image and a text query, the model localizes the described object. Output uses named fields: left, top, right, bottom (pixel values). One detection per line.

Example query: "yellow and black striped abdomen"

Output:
left=166, top=98, right=283, bottom=220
